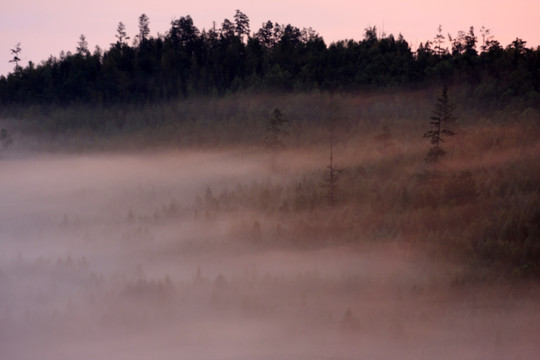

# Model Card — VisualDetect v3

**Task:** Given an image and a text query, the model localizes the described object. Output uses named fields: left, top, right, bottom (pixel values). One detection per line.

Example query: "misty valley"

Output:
left=1, top=137, right=539, bottom=359
left=2, top=4, right=540, bottom=358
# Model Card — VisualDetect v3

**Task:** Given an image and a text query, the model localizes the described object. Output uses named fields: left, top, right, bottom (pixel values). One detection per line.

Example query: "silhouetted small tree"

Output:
left=479, top=26, right=494, bottom=53
left=9, top=43, right=22, bottom=73
left=264, top=107, right=288, bottom=151
left=76, top=34, right=89, bottom=56
left=115, top=22, right=130, bottom=47
left=424, top=85, right=456, bottom=166
left=323, top=96, right=342, bottom=208
left=234, top=10, right=250, bottom=42
left=220, top=19, right=235, bottom=39
left=137, top=14, right=151, bottom=43
left=324, top=131, right=343, bottom=208
left=433, top=25, right=446, bottom=57
left=256, top=21, right=275, bottom=48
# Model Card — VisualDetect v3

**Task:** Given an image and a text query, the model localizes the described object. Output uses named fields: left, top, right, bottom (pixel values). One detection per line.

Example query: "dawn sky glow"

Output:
left=1, top=0, right=539, bottom=76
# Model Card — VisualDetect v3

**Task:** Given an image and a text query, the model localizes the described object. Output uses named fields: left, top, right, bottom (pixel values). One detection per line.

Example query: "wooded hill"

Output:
left=1, top=10, right=539, bottom=108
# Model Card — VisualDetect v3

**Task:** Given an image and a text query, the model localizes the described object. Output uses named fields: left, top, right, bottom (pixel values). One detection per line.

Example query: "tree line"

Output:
left=1, top=10, right=539, bottom=107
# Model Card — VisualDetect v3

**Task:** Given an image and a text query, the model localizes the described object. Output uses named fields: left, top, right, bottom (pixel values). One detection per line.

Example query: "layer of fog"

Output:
left=1, top=149, right=538, bottom=360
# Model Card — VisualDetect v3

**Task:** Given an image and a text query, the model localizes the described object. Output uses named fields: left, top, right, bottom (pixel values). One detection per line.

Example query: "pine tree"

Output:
left=424, top=85, right=456, bottom=166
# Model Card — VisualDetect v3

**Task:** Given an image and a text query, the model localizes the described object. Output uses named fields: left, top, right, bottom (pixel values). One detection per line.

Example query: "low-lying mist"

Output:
left=1, top=145, right=539, bottom=360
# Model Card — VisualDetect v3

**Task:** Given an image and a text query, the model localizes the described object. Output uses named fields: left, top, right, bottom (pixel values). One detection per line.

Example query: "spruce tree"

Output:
left=424, top=85, right=456, bottom=166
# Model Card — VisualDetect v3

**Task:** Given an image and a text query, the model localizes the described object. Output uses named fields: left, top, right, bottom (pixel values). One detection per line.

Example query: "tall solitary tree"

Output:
left=424, top=85, right=456, bottom=166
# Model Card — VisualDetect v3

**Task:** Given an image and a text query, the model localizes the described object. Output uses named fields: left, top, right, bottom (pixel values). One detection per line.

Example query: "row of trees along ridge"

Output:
left=1, top=11, right=540, bottom=106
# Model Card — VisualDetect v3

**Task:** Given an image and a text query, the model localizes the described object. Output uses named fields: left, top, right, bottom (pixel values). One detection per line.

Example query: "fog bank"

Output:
left=1, top=149, right=538, bottom=360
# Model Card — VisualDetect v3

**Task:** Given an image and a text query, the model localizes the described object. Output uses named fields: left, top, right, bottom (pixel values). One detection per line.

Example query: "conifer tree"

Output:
left=264, top=107, right=288, bottom=151
left=9, top=43, right=22, bottom=73
left=323, top=95, right=342, bottom=208
left=424, top=85, right=456, bottom=166
left=76, top=34, right=89, bottom=55
left=234, top=10, right=250, bottom=42
left=256, top=21, right=275, bottom=48
left=325, top=131, right=342, bottom=208
left=137, top=14, right=151, bottom=43
left=115, top=22, right=130, bottom=46
left=433, top=25, right=446, bottom=57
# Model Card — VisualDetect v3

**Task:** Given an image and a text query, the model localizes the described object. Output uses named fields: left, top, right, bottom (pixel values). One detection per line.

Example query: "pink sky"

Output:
left=1, top=0, right=539, bottom=76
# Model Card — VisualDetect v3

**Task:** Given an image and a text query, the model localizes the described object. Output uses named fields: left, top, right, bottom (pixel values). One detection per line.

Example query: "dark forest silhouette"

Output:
left=1, top=11, right=539, bottom=108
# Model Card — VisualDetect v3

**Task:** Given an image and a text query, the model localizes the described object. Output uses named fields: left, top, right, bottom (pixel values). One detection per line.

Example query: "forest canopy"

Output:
left=1, top=10, right=539, bottom=109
